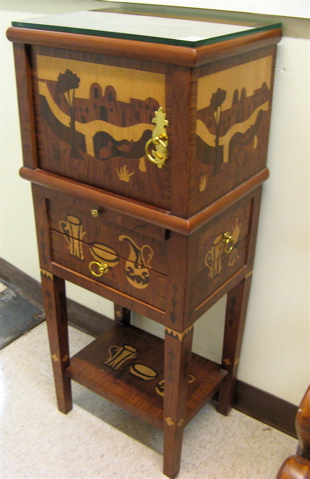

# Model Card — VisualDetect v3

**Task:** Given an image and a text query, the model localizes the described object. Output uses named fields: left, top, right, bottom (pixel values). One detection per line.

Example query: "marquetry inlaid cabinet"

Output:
left=7, top=7, right=281, bottom=477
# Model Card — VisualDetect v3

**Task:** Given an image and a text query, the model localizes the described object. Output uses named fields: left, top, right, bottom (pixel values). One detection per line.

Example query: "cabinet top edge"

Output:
left=9, top=11, right=282, bottom=49
left=7, top=24, right=282, bottom=67
left=19, top=167, right=269, bottom=236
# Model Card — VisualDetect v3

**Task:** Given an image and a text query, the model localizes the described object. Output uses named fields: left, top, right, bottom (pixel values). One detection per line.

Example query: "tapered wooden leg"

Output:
left=114, top=304, right=131, bottom=325
left=163, top=326, right=194, bottom=478
left=217, top=275, right=252, bottom=415
left=41, top=273, right=72, bottom=414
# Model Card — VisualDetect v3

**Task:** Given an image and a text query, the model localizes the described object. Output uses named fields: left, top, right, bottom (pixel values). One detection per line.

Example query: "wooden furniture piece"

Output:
left=277, top=386, right=310, bottom=479
left=7, top=8, right=282, bottom=477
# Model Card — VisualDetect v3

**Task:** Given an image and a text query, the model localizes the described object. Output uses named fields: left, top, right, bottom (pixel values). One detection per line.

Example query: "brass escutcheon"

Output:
left=89, top=261, right=109, bottom=276
left=145, top=107, right=169, bottom=168
left=223, top=232, right=234, bottom=253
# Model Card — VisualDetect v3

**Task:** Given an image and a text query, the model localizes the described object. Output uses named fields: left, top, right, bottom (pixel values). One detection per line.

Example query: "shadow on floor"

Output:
left=0, top=280, right=44, bottom=349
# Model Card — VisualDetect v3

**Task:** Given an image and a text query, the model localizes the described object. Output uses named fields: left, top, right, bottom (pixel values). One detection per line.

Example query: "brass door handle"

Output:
left=89, top=261, right=109, bottom=276
left=223, top=233, right=234, bottom=253
left=145, top=107, right=168, bottom=169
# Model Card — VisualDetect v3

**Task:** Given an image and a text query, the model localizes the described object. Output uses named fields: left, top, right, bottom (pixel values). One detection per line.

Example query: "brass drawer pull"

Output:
left=223, top=233, right=234, bottom=253
left=91, top=209, right=100, bottom=218
left=89, top=261, right=109, bottom=276
left=145, top=107, right=168, bottom=169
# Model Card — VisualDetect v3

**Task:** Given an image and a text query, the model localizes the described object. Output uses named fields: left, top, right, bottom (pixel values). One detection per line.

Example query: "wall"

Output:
left=106, top=0, right=310, bottom=18
left=1, top=0, right=309, bottom=406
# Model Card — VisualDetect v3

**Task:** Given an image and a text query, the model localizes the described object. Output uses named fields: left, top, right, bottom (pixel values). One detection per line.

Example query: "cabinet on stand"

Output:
left=7, top=9, right=281, bottom=477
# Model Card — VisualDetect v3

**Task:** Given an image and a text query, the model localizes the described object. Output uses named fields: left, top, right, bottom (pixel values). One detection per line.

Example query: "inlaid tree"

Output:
left=210, top=87, right=226, bottom=174
left=57, top=69, right=81, bottom=157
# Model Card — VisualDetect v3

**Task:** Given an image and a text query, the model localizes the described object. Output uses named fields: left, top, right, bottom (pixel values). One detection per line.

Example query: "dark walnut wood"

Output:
left=8, top=16, right=281, bottom=478
left=276, top=386, right=310, bottom=479
left=67, top=323, right=226, bottom=429
left=296, top=386, right=310, bottom=460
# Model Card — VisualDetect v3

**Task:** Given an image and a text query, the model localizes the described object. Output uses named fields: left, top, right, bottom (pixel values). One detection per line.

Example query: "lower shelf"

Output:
left=67, top=323, right=227, bottom=429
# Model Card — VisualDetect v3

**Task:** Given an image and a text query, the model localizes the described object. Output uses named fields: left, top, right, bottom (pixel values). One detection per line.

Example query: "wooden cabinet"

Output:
left=7, top=8, right=281, bottom=477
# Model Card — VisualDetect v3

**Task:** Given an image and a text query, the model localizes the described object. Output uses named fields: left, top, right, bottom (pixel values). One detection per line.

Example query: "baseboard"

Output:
left=0, top=258, right=112, bottom=337
left=0, top=257, right=298, bottom=438
left=234, top=381, right=297, bottom=438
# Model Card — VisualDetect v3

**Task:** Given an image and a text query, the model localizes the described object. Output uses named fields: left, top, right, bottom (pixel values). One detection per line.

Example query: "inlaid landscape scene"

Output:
left=34, top=54, right=170, bottom=208
left=191, top=55, right=274, bottom=213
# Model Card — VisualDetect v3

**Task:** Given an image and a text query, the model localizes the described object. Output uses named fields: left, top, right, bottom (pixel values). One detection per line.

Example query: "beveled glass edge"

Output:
left=11, top=18, right=282, bottom=48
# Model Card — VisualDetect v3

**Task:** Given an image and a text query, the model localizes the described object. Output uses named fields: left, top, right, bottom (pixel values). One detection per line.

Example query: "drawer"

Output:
left=51, top=230, right=167, bottom=311
left=197, top=201, right=251, bottom=273
left=195, top=199, right=252, bottom=305
left=47, top=191, right=168, bottom=276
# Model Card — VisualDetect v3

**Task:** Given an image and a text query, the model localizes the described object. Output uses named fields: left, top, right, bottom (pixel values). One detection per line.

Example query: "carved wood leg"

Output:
left=217, top=274, right=252, bottom=415
left=114, top=304, right=131, bottom=325
left=41, top=273, right=72, bottom=414
left=163, top=326, right=194, bottom=478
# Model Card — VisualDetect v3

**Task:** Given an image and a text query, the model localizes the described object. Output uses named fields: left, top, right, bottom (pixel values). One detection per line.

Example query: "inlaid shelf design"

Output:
left=67, top=323, right=227, bottom=429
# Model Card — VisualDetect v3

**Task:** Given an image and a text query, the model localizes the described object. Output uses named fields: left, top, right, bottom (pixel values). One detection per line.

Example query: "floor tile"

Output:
left=185, top=402, right=297, bottom=479
left=178, top=445, right=248, bottom=479
left=0, top=323, right=298, bottom=479
left=73, top=386, right=164, bottom=453
left=4, top=403, right=162, bottom=479
left=0, top=445, right=40, bottom=479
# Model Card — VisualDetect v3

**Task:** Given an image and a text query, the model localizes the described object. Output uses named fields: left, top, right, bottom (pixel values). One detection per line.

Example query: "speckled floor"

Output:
left=0, top=322, right=297, bottom=479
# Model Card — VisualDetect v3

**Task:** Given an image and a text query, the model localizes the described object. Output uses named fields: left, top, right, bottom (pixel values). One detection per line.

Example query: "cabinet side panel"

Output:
left=189, top=46, right=277, bottom=216
left=194, top=189, right=261, bottom=310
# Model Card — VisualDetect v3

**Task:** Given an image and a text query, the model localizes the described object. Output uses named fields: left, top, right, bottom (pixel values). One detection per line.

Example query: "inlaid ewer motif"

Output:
left=119, top=235, right=154, bottom=289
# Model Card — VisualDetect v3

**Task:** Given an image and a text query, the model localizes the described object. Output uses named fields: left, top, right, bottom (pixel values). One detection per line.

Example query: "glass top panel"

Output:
left=12, top=11, right=280, bottom=47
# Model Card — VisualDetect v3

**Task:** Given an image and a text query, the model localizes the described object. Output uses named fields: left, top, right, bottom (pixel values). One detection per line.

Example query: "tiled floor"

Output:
left=0, top=282, right=43, bottom=349
left=0, top=322, right=297, bottom=479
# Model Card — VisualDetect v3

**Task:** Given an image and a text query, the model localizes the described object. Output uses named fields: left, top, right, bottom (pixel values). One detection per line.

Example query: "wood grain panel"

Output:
left=197, top=200, right=251, bottom=273
left=189, top=46, right=276, bottom=216
left=48, top=195, right=168, bottom=275
left=13, top=44, right=38, bottom=169
left=196, top=236, right=248, bottom=306
left=7, top=27, right=282, bottom=68
left=67, top=323, right=226, bottom=429
left=31, top=47, right=171, bottom=210
left=51, top=230, right=167, bottom=311
left=44, top=185, right=168, bottom=240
